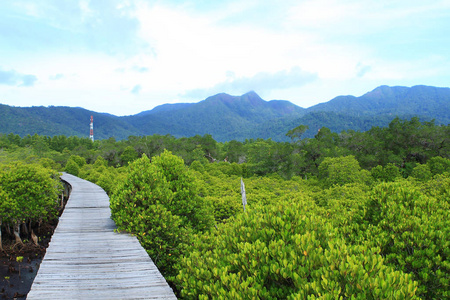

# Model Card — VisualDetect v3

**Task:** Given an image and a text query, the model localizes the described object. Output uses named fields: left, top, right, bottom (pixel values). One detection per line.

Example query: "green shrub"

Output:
left=110, top=150, right=214, bottom=277
left=177, top=198, right=418, bottom=299
left=318, top=156, right=371, bottom=188
left=427, top=156, right=450, bottom=175
left=120, top=146, right=138, bottom=165
left=364, top=181, right=450, bottom=299
left=410, top=164, right=432, bottom=181
left=420, top=173, right=450, bottom=204
left=68, top=155, right=86, bottom=168
left=64, top=159, right=80, bottom=176
left=0, top=162, right=62, bottom=248
left=313, top=183, right=369, bottom=244
left=370, top=163, right=401, bottom=182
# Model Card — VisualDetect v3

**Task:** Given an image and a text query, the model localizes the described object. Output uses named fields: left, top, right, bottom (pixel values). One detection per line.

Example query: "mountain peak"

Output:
left=364, top=85, right=409, bottom=99
left=240, top=91, right=264, bottom=106
left=242, top=90, right=259, bottom=97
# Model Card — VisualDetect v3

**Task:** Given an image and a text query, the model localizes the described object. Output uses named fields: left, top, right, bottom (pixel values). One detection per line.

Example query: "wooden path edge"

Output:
left=27, top=173, right=177, bottom=299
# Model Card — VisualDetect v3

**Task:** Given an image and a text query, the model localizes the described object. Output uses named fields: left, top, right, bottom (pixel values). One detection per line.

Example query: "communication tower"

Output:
left=90, top=116, right=94, bottom=142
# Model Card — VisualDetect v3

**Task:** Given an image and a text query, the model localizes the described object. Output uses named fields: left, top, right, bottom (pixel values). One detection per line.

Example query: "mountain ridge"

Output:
left=1, top=85, right=449, bottom=141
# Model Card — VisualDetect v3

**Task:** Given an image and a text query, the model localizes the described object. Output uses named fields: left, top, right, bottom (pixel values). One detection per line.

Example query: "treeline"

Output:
left=1, top=117, right=449, bottom=298
left=1, top=117, right=448, bottom=179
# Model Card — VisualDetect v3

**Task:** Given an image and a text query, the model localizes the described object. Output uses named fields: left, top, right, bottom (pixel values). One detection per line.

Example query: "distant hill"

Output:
left=309, top=85, right=450, bottom=120
left=0, top=85, right=449, bottom=141
left=0, top=104, right=136, bottom=140
left=123, top=91, right=306, bottom=140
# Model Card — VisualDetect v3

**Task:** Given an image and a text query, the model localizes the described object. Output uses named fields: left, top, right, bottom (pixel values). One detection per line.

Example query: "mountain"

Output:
left=0, top=85, right=449, bottom=141
left=0, top=104, right=137, bottom=140
left=309, top=85, right=450, bottom=121
left=123, top=91, right=306, bottom=140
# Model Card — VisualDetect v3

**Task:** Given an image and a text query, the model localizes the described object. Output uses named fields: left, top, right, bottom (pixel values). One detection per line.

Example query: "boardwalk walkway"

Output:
left=28, top=173, right=177, bottom=299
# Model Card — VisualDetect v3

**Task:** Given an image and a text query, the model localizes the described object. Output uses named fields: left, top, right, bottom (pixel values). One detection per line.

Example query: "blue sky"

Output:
left=1, top=0, right=449, bottom=116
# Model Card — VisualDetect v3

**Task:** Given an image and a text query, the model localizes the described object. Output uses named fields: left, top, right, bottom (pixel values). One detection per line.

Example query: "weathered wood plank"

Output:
left=27, top=173, right=177, bottom=299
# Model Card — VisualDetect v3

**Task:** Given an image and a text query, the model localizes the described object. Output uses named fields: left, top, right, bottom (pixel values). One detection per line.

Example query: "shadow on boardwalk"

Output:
left=28, top=173, right=177, bottom=299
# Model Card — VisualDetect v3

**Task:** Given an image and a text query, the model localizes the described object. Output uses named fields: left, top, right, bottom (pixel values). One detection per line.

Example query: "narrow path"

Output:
left=27, top=173, right=177, bottom=299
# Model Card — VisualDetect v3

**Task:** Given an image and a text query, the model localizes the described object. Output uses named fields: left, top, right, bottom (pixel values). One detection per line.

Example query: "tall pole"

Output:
left=90, top=116, right=94, bottom=142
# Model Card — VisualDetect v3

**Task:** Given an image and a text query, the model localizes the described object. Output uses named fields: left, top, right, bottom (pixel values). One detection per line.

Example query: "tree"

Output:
left=0, top=185, right=16, bottom=251
left=64, top=159, right=80, bottom=176
left=120, top=146, right=138, bottom=165
left=410, top=164, right=432, bottom=181
left=0, top=162, right=62, bottom=246
left=318, top=155, right=371, bottom=188
left=110, top=150, right=214, bottom=277
left=286, top=124, right=309, bottom=143
left=427, top=156, right=450, bottom=175
left=370, top=163, right=401, bottom=182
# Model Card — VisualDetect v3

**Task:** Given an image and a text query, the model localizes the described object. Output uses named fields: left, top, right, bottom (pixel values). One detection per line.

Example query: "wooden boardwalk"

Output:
left=27, top=173, right=177, bottom=299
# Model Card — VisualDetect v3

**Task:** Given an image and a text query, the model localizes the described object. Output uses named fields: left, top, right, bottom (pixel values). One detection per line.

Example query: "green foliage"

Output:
left=318, top=155, right=371, bottom=188
left=410, top=164, right=433, bottom=181
left=1, top=121, right=449, bottom=299
left=0, top=162, right=62, bottom=224
left=120, top=145, right=138, bottom=165
left=78, top=159, right=125, bottom=195
left=110, top=151, right=214, bottom=277
left=151, top=150, right=215, bottom=232
left=177, top=198, right=418, bottom=299
left=427, top=156, right=450, bottom=175
left=64, top=159, right=80, bottom=176
left=64, top=154, right=88, bottom=176
left=69, top=155, right=87, bottom=168
left=39, top=157, right=62, bottom=171
left=189, top=160, right=205, bottom=173
left=286, top=124, right=308, bottom=142
left=420, top=173, right=450, bottom=204
left=0, top=182, right=17, bottom=225
left=370, top=163, right=401, bottom=182
left=364, top=181, right=450, bottom=299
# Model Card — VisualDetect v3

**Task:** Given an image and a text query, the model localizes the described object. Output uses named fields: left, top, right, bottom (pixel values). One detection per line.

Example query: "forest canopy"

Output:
left=0, top=117, right=449, bottom=298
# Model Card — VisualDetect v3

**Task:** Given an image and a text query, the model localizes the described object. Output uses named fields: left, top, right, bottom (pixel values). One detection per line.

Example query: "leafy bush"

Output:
left=313, top=183, right=369, bottom=244
left=78, top=157, right=126, bottom=195
left=68, top=155, right=86, bottom=168
left=364, top=181, right=450, bottom=299
left=0, top=162, right=62, bottom=248
left=0, top=162, right=62, bottom=223
left=64, top=159, right=80, bottom=176
left=370, top=163, right=401, bottom=182
left=420, top=173, right=450, bottom=204
left=110, top=150, right=214, bottom=277
left=177, top=198, right=418, bottom=299
left=426, top=156, right=450, bottom=175
left=318, top=155, right=371, bottom=188
left=410, top=164, right=432, bottom=181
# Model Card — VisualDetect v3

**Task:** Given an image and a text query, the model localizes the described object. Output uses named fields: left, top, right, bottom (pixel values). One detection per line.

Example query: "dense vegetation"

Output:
left=1, top=85, right=449, bottom=141
left=0, top=159, right=62, bottom=251
left=0, top=117, right=449, bottom=298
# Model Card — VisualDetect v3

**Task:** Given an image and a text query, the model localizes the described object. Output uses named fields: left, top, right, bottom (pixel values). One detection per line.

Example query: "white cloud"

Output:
left=0, top=0, right=449, bottom=116
left=0, top=68, right=37, bottom=87
left=131, top=84, right=142, bottom=94
left=183, top=67, right=317, bottom=99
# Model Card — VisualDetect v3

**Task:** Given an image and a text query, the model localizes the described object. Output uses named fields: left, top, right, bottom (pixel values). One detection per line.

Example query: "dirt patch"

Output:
left=0, top=222, right=56, bottom=300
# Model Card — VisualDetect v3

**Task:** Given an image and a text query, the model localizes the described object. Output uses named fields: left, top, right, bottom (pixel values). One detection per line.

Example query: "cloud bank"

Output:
left=183, top=67, right=317, bottom=99
left=0, top=68, right=37, bottom=87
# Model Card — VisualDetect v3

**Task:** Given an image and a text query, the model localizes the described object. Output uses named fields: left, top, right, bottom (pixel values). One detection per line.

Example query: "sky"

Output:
left=1, top=0, right=449, bottom=116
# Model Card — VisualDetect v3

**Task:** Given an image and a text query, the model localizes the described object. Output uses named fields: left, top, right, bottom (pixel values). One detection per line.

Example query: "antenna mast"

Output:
left=90, top=116, right=94, bottom=142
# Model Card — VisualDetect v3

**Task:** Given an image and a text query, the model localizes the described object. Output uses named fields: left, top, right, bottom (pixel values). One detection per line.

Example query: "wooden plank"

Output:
left=27, top=173, right=177, bottom=299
